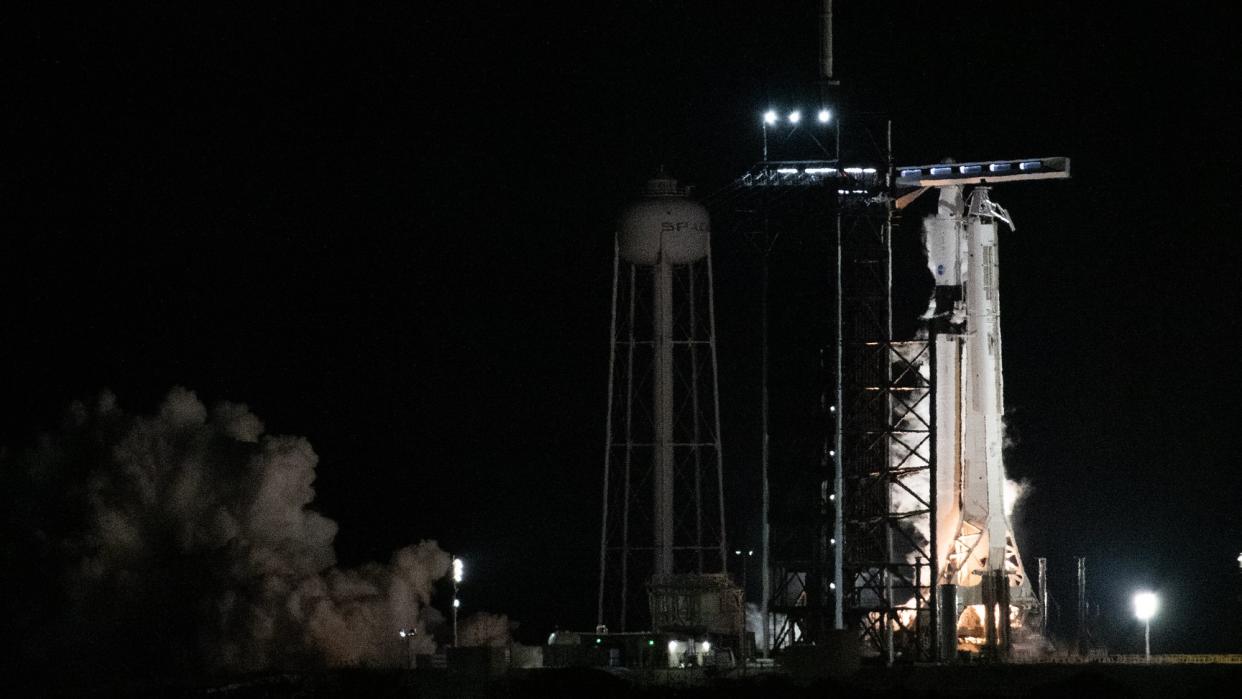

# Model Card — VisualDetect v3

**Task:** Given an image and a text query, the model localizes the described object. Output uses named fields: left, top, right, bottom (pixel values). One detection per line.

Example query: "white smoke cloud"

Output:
left=1004, top=477, right=1030, bottom=520
left=2, top=387, right=453, bottom=677
left=750, top=602, right=798, bottom=650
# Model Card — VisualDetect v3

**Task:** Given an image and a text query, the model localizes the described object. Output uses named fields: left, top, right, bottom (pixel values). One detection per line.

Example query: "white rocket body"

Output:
left=925, top=186, right=1032, bottom=604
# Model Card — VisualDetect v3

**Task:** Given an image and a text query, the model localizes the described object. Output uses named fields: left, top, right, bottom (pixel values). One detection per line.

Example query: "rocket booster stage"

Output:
left=925, top=186, right=1034, bottom=607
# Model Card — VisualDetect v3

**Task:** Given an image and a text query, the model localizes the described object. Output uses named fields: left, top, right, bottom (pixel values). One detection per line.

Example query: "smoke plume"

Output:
left=1, top=388, right=452, bottom=680
left=1004, top=477, right=1031, bottom=520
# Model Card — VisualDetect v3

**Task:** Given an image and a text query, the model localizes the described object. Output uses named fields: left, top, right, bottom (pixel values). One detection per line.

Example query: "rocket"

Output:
left=925, top=185, right=1034, bottom=606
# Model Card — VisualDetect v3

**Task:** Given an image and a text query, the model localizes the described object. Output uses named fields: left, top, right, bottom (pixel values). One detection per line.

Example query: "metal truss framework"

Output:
left=706, top=162, right=848, bottom=651
left=706, top=160, right=937, bottom=661
left=838, top=189, right=936, bottom=664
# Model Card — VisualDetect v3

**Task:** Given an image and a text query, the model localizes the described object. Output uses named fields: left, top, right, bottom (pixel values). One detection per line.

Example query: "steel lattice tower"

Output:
left=837, top=184, right=935, bottom=663
left=706, top=155, right=937, bottom=661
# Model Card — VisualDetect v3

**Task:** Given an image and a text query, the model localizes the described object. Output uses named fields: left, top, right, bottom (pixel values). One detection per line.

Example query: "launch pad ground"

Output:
left=57, top=662, right=1241, bottom=698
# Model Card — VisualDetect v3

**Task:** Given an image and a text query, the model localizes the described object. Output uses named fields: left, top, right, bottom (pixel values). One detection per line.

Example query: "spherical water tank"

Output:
left=617, top=176, right=710, bottom=266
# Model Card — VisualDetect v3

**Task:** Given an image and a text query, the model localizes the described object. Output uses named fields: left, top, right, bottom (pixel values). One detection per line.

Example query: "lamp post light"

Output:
left=1133, top=591, right=1158, bottom=662
left=731, top=549, right=755, bottom=660
left=398, top=628, right=417, bottom=669
left=762, top=110, right=777, bottom=160
left=452, top=557, right=464, bottom=647
left=732, top=549, right=755, bottom=598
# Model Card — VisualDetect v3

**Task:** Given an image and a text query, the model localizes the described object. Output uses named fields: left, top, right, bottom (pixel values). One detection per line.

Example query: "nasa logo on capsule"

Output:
left=661, top=221, right=710, bottom=233
left=937, top=264, right=945, bottom=276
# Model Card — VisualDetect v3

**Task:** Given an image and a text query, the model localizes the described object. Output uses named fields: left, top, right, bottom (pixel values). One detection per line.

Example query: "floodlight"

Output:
left=818, top=109, right=832, bottom=123
left=788, top=110, right=802, bottom=124
left=1134, top=590, right=1158, bottom=660
left=763, top=110, right=778, bottom=125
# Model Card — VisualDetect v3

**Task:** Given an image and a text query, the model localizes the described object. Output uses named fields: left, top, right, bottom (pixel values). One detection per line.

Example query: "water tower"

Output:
left=595, top=175, right=737, bottom=637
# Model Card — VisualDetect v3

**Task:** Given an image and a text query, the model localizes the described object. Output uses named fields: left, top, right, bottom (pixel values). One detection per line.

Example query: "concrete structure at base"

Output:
left=546, top=630, right=740, bottom=670
left=648, top=573, right=743, bottom=639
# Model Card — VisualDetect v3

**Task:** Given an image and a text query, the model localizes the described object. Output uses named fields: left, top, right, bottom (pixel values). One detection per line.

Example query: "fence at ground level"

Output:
left=1013, top=653, right=1242, bottom=665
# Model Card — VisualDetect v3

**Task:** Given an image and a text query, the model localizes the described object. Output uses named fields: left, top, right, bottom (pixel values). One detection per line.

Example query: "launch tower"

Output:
left=707, top=152, right=1068, bottom=663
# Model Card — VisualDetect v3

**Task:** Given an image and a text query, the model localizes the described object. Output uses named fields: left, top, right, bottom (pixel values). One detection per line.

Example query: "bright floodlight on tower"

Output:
left=788, top=110, right=801, bottom=124
left=818, top=108, right=832, bottom=123
left=453, top=557, right=464, bottom=583
left=763, top=110, right=778, bottom=125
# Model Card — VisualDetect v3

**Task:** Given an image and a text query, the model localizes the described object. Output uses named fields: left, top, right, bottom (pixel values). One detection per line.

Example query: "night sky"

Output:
left=7, top=2, right=1241, bottom=655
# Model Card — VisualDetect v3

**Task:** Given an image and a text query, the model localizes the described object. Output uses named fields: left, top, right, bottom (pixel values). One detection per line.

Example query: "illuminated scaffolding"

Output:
left=836, top=184, right=934, bottom=663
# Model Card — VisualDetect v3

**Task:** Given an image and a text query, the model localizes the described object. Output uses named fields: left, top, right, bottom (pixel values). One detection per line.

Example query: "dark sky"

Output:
left=7, top=2, right=1242, bottom=652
